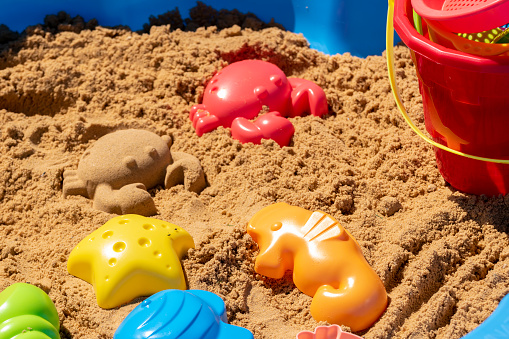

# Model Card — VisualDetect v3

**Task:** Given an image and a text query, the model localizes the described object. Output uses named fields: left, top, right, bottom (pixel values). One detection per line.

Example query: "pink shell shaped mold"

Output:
left=296, top=325, right=363, bottom=339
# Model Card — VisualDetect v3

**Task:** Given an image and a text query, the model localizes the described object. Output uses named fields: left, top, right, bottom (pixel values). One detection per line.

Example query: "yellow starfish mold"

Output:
left=67, top=214, right=194, bottom=309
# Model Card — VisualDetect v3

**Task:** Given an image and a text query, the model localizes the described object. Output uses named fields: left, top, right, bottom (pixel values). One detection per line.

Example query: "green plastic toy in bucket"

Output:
left=387, top=0, right=509, bottom=196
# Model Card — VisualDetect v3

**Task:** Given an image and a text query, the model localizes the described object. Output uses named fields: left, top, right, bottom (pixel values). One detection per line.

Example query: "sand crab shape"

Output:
left=190, top=60, right=328, bottom=147
left=63, top=129, right=206, bottom=216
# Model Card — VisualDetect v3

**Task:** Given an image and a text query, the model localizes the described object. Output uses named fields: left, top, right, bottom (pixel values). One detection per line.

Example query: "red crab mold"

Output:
left=189, top=60, right=328, bottom=147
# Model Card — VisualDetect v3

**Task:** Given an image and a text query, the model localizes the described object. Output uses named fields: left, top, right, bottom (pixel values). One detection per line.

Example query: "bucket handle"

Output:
left=386, top=0, right=509, bottom=164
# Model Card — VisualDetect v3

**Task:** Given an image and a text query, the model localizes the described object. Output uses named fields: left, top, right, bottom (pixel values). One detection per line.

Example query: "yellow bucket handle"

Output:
left=386, top=0, right=509, bottom=164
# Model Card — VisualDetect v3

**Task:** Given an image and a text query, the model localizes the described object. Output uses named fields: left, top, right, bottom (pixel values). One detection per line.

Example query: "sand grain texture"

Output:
left=1, top=14, right=509, bottom=339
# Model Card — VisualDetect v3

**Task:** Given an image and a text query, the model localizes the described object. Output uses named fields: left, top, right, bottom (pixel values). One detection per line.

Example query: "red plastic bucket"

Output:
left=391, top=0, right=509, bottom=196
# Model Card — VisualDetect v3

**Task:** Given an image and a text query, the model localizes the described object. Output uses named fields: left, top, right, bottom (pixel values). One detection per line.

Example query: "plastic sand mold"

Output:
left=297, top=325, right=363, bottom=339
left=0, top=283, right=60, bottom=339
left=461, top=294, right=509, bottom=339
left=190, top=60, right=328, bottom=147
left=247, top=202, right=387, bottom=332
left=67, top=214, right=194, bottom=309
left=114, top=289, right=254, bottom=339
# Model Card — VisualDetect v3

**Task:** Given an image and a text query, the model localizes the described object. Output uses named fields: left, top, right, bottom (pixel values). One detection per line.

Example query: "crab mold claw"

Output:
left=288, top=78, right=328, bottom=118
left=190, top=105, right=221, bottom=136
left=114, top=289, right=254, bottom=339
left=90, top=183, right=157, bottom=216
left=231, top=112, right=295, bottom=147
left=189, top=104, right=203, bottom=122
left=165, top=152, right=206, bottom=193
left=62, top=170, right=88, bottom=198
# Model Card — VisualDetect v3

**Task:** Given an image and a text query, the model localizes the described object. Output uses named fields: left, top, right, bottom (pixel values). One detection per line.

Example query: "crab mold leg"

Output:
left=62, top=170, right=88, bottom=198
left=92, top=183, right=157, bottom=216
left=165, top=152, right=206, bottom=194
left=288, top=78, right=328, bottom=118
left=190, top=104, right=222, bottom=136
left=231, top=112, right=295, bottom=147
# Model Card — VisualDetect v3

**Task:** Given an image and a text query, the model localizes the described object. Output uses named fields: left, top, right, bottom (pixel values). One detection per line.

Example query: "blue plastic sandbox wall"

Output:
left=0, top=0, right=397, bottom=58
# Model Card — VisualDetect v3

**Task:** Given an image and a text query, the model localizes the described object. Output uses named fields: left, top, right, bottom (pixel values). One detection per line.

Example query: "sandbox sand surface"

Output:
left=1, top=8, right=509, bottom=339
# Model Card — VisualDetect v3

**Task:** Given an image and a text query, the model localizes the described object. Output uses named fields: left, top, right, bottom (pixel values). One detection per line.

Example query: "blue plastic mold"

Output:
left=0, top=0, right=399, bottom=57
left=461, top=294, right=509, bottom=339
left=114, top=289, right=254, bottom=339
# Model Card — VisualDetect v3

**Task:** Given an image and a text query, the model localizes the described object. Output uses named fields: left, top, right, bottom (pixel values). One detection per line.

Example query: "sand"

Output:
left=1, top=5, right=509, bottom=339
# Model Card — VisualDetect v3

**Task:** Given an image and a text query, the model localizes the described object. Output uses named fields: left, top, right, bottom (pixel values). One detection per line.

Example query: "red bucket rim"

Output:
left=393, top=0, right=509, bottom=72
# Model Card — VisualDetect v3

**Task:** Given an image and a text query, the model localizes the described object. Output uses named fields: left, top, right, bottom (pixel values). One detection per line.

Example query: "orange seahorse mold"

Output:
left=247, top=202, right=387, bottom=332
